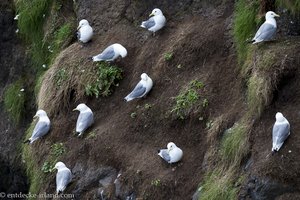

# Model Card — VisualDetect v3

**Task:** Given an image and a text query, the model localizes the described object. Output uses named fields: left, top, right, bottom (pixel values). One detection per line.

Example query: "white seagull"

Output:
left=24, top=110, right=50, bottom=144
left=158, top=142, right=183, bottom=163
left=124, top=73, right=153, bottom=102
left=73, top=103, right=94, bottom=136
left=77, top=19, right=93, bottom=43
left=141, top=8, right=166, bottom=33
left=54, top=162, right=72, bottom=194
left=272, top=112, right=290, bottom=152
left=92, top=43, right=127, bottom=62
left=252, top=11, right=280, bottom=44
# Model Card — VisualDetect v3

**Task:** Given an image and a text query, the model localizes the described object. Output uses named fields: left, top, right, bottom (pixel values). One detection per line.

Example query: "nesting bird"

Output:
left=24, top=110, right=50, bottom=144
left=73, top=103, right=94, bottom=137
left=54, top=162, right=72, bottom=194
left=252, top=11, right=280, bottom=44
left=272, top=112, right=290, bottom=152
left=124, top=73, right=153, bottom=102
left=141, top=8, right=166, bottom=34
left=158, top=142, right=183, bottom=163
left=92, top=43, right=127, bottom=62
left=77, top=19, right=93, bottom=43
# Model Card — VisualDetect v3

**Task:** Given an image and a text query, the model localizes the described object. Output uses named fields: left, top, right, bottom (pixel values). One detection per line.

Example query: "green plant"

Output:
left=85, top=62, right=123, bottom=98
left=202, top=98, right=209, bottom=108
left=41, top=161, right=56, bottom=173
left=151, top=179, right=161, bottom=187
left=85, top=131, right=97, bottom=140
left=206, top=120, right=214, bottom=129
left=233, top=0, right=259, bottom=64
left=171, top=80, right=205, bottom=119
left=54, top=68, right=68, bottom=87
left=4, top=80, right=26, bottom=124
left=164, top=52, right=173, bottom=61
left=200, top=169, right=237, bottom=200
left=144, top=103, right=152, bottom=109
left=130, top=112, right=137, bottom=118
left=220, top=123, right=248, bottom=165
left=51, top=143, right=65, bottom=157
left=51, top=23, right=73, bottom=57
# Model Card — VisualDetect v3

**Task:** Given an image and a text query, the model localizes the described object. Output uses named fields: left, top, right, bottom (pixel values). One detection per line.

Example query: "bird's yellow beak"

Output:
left=33, top=115, right=37, bottom=119
left=149, top=13, right=154, bottom=17
left=77, top=25, right=81, bottom=30
left=73, top=108, right=77, bottom=111
left=275, top=13, right=280, bottom=17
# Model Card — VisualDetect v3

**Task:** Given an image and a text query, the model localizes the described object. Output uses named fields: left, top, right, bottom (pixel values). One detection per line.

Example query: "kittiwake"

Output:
left=252, top=11, right=280, bottom=44
left=24, top=110, right=50, bottom=144
left=77, top=19, right=93, bottom=43
left=124, top=73, right=153, bottom=102
left=158, top=142, right=183, bottom=163
left=73, top=103, right=94, bottom=136
left=141, top=8, right=166, bottom=33
left=54, top=162, right=72, bottom=194
left=272, top=112, right=290, bottom=152
left=92, top=43, right=127, bottom=62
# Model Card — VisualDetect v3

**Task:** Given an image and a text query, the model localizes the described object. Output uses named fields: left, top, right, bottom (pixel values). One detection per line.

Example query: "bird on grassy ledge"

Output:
left=272, top=112, right=290, bottom=153
left=124, top=73, right=153, bottom=102
left=140, top=8, right=166, bottom=34
left=73, top=103, right=94, bottom=137
left=53, top=162, right=72, bottom=194
left=252, top=11, right=280, bottom=44
left=77, top=19, right=93, bottom=43
left=92, top=43, right=127, bottom=62
left=24, top=110, right=50, bottom=144
left=158, top=142, right=183, bottom=164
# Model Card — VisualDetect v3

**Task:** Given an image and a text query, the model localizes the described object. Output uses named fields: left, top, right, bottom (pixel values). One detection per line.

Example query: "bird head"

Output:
left=53, top=161, right=66, bottom=170
left=33, top=109, right=47, bottom=119
left=141, top=73, right=149, bottom=81
left=167, top=142, right=176, bottom=152
left=149, top=8, right=163, bottom=17
left=114, top=43, right=127, bottom=58
left=275, top=112, right=285, bottom=122
left=73, top=103, right=88, bottom=112
left=266, top=11, right=280, bottom=20
left=77, top=19, right=89, bottom=30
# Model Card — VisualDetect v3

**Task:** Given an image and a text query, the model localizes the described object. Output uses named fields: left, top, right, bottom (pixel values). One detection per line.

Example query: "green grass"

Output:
left=199, top=169, right=237, bottom=200
left=15, top=0, right=52, bottom=69
left=54, top=68, right=68, bottom=87
left=233, top=0, right=259, bottom=64
left=85, top=62, right=123, bottom=98
left=22, top=123, right=45, bottom=196
left=171, top=80, right=205, bottom=119
left=51, top=23, right=74, bottom=59
left=164, top=52, right=173, bottom=61
left=4, top=80, right=26, bottom=124
left=247, top=74, right=270, bottom=117
left=220, top=123, right=249, bottom=166
left=276, top=0, right=300, bottom=14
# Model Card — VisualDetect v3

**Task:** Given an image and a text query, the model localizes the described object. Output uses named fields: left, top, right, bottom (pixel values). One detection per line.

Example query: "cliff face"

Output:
left=0, top=0, right=28, bottom=193
left=2, top=0, right=300, bottom=199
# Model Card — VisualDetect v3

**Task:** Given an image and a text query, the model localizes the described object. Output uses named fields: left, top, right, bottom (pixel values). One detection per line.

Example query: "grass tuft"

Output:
left=4, top=80, right=26, bottom=124
left=233, top=0, right=260, bottom=64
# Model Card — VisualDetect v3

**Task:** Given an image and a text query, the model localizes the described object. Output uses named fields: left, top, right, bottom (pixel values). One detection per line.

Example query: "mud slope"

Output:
left=32, top=0, right=247, bottom=199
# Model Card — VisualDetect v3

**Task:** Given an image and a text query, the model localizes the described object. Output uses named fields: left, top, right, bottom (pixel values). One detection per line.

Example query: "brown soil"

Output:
left=33, top=0, right=247, bottom=199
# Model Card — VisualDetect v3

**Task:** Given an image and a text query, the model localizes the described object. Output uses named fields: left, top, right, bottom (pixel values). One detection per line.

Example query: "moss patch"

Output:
left=4, top=80, right=26, bottom=124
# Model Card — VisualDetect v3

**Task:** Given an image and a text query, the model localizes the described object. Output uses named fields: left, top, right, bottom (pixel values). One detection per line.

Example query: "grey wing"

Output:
left=142, top=18, right=156, bottom=29
left=253, top=23, right=276, bottom=41
left=272, top=123, right=290, bottom=145
left=128, top=83, right=146, bottom=99
left=95, top=46, right=115, bottom=61
left=56, top=170, right=72, bottom=191
left=159, top=149, right=171, bottom=162
left=76, top=112, right=93, bottom=132
left=31, top=121, right=50, bottom=139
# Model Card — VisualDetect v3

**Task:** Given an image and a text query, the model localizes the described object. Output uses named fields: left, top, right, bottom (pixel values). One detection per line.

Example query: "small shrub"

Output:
left=4, top=80, right=26, bottom=124
left=51, top=143, right=65, bottom=157
left=171, top=80, right=205, bottom=119
left=41, top=161, right=56, bottom=173
left=151, top=179, right=161, bottom=187
left=164, top=52, right=173, bottom=61
left=54, top=68, right=68, bottom=87
left=85, top=62, right=123, bottom=98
